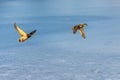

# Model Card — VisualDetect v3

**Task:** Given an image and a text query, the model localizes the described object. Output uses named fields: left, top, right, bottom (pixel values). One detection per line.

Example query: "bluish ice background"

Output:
left=0, top=0, right=120, bottom=80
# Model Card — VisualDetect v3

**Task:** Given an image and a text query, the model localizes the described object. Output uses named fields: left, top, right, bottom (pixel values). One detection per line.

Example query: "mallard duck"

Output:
left=72, top=23, right=87, bottom=39
left=14, top=23, right=36, bottom=43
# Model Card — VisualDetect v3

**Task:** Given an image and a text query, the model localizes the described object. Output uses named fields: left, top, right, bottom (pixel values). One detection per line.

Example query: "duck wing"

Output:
left=14, top=23, right=27, bottom=36
left=79, top=27, right=86, bottom=39
left=27, top=30, right=36, bottom=38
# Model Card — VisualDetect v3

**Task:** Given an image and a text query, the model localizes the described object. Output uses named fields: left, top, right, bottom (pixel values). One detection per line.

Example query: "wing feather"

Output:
left=29, top=30, right=36, bottom=35
left=14, top=23, right=27, bottom=36
left=27, top=30, right=36, bottom=38
left=79, top=28, right=86, bottom=39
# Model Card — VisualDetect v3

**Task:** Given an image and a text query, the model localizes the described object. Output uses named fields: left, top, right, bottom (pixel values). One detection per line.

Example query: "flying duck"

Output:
left=72, top=23, right=87, bottom=39
left=14, top=23, right=36, bottom=43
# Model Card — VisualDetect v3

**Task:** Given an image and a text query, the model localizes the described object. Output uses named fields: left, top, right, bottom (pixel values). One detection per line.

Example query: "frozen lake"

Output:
left=0, top=0, right=120, bottom=80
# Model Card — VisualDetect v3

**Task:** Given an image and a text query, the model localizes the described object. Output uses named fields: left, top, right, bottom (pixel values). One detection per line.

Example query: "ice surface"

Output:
left=0, top=0, right=120, bottom=80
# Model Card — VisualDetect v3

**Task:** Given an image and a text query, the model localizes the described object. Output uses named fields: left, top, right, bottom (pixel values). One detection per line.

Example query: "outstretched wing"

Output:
left=27, top=30, right=36, bottom=38
left=79, top=28, right=86, bottom=39
left=14, top=23, right=27, bottom=36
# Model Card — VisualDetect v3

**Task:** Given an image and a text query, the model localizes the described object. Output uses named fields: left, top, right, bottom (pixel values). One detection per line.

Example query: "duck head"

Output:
left=19, top=38, right=25, bottom=43
left=72, top=26, right=78, bottom=34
